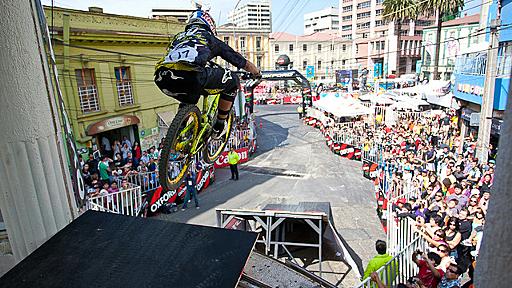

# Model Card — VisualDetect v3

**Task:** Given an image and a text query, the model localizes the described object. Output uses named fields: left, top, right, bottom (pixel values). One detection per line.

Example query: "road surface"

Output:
left=159, top=104, right=384, bottom=286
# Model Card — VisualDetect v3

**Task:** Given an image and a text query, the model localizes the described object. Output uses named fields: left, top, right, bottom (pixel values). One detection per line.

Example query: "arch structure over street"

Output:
left=244, top=70, right=313, bottom=113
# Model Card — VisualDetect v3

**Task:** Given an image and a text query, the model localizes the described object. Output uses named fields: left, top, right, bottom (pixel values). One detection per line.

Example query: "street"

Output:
left=158, top=105, right=384, bottom=284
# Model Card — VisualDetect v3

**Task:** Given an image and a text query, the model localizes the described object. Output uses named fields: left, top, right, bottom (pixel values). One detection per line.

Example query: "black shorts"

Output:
left=154, top=66, right=240, bottom=104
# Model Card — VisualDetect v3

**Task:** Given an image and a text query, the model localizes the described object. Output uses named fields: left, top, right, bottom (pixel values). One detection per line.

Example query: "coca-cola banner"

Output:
left=214, top=148, right=250, bottom=169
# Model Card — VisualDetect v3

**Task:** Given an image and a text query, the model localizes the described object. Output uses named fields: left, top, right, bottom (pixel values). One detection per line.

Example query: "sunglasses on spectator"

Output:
left=437, top=248, right=448, bottom=253
left=435, top=194, right=443, bottom=198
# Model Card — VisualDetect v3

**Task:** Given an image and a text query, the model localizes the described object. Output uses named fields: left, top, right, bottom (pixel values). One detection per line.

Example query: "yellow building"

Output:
left=216, top=24, right=272, bottom=70
left=45, top=6, right=184, bottom=153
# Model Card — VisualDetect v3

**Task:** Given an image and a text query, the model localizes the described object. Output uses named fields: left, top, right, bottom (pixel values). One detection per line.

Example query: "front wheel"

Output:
left=203, top=110, right=234, bottom=164
left=159, top=105, right=200, bottom=192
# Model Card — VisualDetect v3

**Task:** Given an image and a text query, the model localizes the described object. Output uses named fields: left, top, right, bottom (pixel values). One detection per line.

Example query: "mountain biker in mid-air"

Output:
left=154, top=8, right=261, bottom=139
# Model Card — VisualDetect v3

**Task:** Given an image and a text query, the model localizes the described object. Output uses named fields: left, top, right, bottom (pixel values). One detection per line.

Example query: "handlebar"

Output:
left=234, top=71, right=261, bottom=81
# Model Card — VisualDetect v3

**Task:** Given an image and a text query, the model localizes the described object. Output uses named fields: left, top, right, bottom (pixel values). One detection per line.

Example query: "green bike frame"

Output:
left=176, top=94, right=220, bottom=156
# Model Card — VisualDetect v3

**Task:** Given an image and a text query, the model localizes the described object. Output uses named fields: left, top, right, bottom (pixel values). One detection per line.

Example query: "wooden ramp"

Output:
left=0, top=211, right=257, bottom=288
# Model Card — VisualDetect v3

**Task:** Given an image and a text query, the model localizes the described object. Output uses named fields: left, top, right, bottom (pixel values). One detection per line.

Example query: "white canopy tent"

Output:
left=312, top=92, right=373, bottom=118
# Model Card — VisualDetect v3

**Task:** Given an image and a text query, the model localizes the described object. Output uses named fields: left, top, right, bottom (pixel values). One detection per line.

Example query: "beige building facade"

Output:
left=270, top=32, right=355, bottom=82
left=217, top=24, right=272, bottom=70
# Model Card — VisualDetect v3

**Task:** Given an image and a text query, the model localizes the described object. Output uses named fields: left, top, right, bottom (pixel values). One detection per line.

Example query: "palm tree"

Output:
left=420, top=0, right=464, bottom=80
left=383, top=0, right=418, bottom=77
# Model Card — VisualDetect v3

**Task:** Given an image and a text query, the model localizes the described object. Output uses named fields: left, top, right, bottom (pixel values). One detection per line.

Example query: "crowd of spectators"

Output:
left=81, top=136, right=163, bottom=198
left=362, top=108, right=496, bottom=288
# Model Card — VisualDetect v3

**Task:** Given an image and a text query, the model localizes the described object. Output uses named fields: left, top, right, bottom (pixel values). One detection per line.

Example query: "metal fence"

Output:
left=208, top=128, right=252, bottom=155
left=356, top=218, right=428, bottom=287
left=86, top=185, right=143, bottom=217
left=117, top=171, right=160, bottom=194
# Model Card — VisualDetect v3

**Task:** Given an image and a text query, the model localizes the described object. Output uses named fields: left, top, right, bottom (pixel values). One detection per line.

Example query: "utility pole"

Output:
left=0, top=0, right=75, bottom=262
left=477, top=8, right=500, bottom=163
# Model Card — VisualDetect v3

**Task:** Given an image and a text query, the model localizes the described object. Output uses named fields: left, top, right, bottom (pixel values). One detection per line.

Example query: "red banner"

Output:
left=214, top=148, right=250, bottom=169
left=282, top=95, right=302, bottom=104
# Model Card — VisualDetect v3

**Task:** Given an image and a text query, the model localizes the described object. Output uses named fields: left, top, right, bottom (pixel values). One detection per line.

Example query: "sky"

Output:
left=41, top=0, right=338, bottom=35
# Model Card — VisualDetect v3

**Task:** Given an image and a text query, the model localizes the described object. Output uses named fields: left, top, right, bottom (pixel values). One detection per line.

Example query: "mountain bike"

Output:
left=158, top=70, right=254, bottom=192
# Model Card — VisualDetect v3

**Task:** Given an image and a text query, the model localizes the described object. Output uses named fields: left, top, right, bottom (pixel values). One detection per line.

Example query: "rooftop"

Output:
left=270, top=31, right=347, bottom=42
left=425, top=14, right=480, bottom=29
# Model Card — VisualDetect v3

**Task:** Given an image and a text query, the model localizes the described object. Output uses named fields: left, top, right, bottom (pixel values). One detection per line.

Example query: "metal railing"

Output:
left=454, top=54, right=487, bottom=76
left=117, top=171, right=160, bottom=194
left=116, top=81, right=134, bottom=106
left=497, top=54, right=512, bottom=78
left=356, top=219, right=428, bottom=287
left=86, top=186, right=143, bottom=217
left=78, top=85, right=100, bottom=113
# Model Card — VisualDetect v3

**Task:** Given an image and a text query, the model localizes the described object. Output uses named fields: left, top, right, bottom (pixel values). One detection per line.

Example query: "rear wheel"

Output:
left=203, top=110, right=234, bottom=164
left=159, top=105, right=200, bottom=192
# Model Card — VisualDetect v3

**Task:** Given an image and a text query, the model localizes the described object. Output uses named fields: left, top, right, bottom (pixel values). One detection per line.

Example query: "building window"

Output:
left=115, top=66, right=134, bottom=107
left=342, top=6, right=352, bottom=13
left=318, top=44, right=322, bottom=52
left=256, top=37, right=262, bottom=49
left=303, top=44, right=307, bottom=51
left=257, top=56, right=262, bottom=68
left=357, top=1, right=371, bottom=9
left=303, top=60, right=308, bottom=70
left=376, top=0, right=383, bottom=4
left=375, top=20, right=384, bottom=27
left=240, top=37, right=246, bottom=50
left=357, top=12, right=371, bottom=19
left=317, top=60, right=322, bottom=70
left=342, top=34, right=352, bottom=40
left=275, top=44, right=279, bottom=53
left=289, top=43, right=294, bottom=52
left=342, top=44, right=347, bottom=52
left=362, top=33, right=369, bottom=38
left=223, top=36, right=230, bottom=45
left=376, top=9, right=383, bottom=16
left=356, top=22, right=370, bottom=29
left=330, top=44, right=335, bottom=51
left=342, top=25, right=352, bottom=31
left=75, top=68, right=100, bottom=113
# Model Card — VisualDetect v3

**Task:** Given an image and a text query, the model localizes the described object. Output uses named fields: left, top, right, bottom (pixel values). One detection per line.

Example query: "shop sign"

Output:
left=457, top=83, right=484, bottom=96
left=87, top=115, right=140, bottom=135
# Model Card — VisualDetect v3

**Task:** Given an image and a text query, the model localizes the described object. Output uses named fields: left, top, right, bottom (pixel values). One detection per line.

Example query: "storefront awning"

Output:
left=157, top=111, right=176, bottom=128
left=86, top=115, right=140, bottom=136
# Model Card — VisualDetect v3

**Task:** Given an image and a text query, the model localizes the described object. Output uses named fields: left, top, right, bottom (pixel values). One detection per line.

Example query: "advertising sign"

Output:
left=214, top=148, right=250, bottom=169
left=306, top=65, right=315, bottom=78
left=362, top=160, right=379, bottom=180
